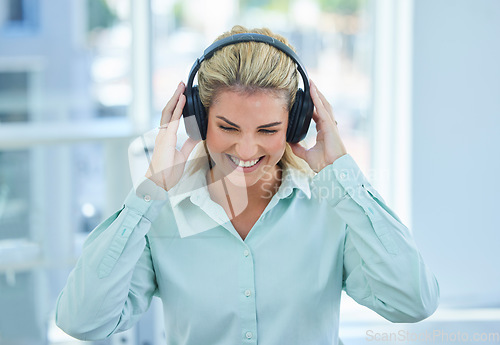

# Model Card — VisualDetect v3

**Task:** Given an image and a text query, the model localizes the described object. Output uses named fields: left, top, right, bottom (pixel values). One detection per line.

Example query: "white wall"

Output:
left=411, top=0, right=500, bottom=307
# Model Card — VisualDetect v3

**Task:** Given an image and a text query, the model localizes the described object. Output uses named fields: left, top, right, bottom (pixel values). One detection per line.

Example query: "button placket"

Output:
left=238, top=244, right=257, bottom=343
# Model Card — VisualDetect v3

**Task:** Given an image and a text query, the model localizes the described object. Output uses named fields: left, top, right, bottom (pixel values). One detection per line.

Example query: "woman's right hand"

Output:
left=145, top=82, right=200, bottom=191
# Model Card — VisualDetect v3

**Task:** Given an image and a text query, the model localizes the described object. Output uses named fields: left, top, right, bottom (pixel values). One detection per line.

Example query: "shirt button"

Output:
left=243, top=250, right=250, bottom=257
left=143, top=195, right=151, bottom=202
left=245, top=332, right=253, bottom=339
left=244, top=289, right=251, bottom=297
left=339, top=172, right=348, bottom=180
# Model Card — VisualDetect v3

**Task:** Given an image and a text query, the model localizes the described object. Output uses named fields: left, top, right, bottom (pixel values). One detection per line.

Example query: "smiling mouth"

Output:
left=227, top=154, right=264, bottom=168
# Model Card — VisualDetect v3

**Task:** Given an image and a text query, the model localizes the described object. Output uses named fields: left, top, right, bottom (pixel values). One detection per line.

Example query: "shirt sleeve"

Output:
left=55, top=181, right=168, bottom=340
left=311, top=154, right=440, bottom=323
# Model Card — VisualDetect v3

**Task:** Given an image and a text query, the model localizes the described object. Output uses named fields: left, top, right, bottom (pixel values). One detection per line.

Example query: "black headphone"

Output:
left=182, top=33, right=313, bottom=143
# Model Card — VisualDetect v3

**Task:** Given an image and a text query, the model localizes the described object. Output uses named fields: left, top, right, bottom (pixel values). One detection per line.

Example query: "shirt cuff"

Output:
left=311, top=154, right=372, bottom=207
left=124, top=176, right=169, bottom=221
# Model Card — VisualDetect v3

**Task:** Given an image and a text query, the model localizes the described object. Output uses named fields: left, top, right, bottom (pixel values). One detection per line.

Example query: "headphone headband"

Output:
left=186, top=33, right=310, bottom=99
left=183, top=32, right=313, bottom=143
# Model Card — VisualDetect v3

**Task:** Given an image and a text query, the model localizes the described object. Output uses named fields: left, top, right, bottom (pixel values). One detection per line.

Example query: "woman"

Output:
left=56, top=26, right=439, bottom=345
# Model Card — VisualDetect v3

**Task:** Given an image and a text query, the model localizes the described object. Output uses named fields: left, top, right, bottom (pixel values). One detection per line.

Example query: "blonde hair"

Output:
left=189, top=25, right=313, bottom=176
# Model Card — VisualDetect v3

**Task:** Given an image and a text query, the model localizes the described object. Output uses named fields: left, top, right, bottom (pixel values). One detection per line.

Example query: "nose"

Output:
left=235, top=134, right=259, bottom=160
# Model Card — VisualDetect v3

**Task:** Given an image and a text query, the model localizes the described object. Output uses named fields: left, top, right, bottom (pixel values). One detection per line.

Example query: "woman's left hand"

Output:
left=290, top=81, right=347, bottom=173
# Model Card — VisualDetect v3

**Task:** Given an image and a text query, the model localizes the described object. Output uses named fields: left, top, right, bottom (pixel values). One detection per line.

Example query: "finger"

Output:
left=312, top=108, right=327, bottom=133
left=316, top=90, right=337, bottom=125
left=164, top=82, right=185, bottom=115
left=310, top=81, right=328, bottom=118
left=180, top=137, right=200, bottom=160
left=314, top=83, right=332, bottom=111
left=163, top=94, right=186, bottom=143
left=311, top=81, right=336, bottom=125
left=156, top=94, right=186, bottom=148
left=170, top=93, right=186, bottom=123
left=310, top=108, right=321, bottom=126
left=290, top=142, right=307, bottom=161
left=311, top=86, right=328, bottom=125
left=161, top=82, right=185, bottom=125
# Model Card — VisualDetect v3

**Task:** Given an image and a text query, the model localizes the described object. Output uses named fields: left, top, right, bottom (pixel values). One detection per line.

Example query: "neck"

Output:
left=206, top=164, right=282, bottom=214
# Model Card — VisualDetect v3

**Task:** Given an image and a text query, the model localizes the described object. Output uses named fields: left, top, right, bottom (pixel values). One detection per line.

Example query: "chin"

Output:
left=226, top=170, right=266, bottom=187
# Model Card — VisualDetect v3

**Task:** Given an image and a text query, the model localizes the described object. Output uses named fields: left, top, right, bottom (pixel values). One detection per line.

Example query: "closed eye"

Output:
left=259, top=129, right=278, bottom=134
left=219, top=125, right=237, bottom=132
left=219, top=125, right=278, bottom=134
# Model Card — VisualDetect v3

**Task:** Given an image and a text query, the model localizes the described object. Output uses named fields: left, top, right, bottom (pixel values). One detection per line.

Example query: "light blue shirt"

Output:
left=55, top=154, right=439, bottom=345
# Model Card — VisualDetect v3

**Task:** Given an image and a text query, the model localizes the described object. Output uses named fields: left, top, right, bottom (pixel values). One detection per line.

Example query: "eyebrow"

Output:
left=216, top=116, right=282, bottom=129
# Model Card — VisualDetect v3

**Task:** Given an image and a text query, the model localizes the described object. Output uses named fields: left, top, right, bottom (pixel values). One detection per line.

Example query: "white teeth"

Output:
left=229, top=155, right=261, bottom=168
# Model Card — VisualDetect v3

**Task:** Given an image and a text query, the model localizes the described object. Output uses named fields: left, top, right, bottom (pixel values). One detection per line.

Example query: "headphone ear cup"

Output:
left=289, top=88, right=313, bottom=143
left=192, top=86, right=207, bottom=140
left=287, top=89, right=304, bottom=143
left=298, top=88, right=313, bottom=142
left=183, top=85, right=201, bottom=141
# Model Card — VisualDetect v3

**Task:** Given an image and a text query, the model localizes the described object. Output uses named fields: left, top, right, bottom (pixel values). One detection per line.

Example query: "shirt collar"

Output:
left=168, top=162, right=312, bottom=209
left=274, top=165, right=312, bottom=200
left=168, top=163, right=210, bottom=208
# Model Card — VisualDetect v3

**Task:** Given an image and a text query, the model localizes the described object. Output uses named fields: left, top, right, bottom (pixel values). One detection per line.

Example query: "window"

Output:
left=0, top=1, right=133, bottom=344
left=7, top=0, right=24, bottom=22
left=0, top=0, right=39, bottom=33
left=0, top=150, right=30, bottom=240
left=0, top=71, right=31, bottom=242
left=0, top=71, right=29, bottom=122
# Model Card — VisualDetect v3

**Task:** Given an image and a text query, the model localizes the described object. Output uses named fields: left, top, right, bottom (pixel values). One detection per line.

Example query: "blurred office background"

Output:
left=0, top=0, right=499, bottom=344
